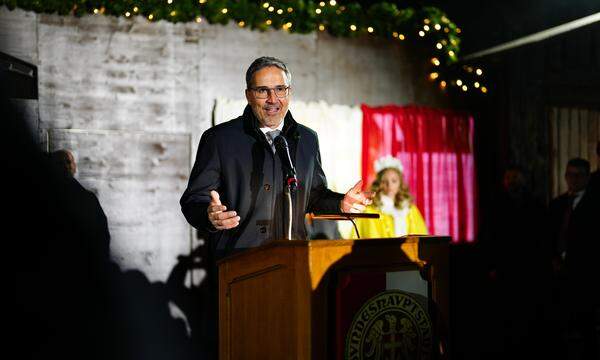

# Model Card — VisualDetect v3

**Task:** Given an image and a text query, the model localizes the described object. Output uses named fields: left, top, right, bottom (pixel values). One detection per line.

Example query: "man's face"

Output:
left=565, top=165, right=589, bottom=193
left=503, top=169, right=525, bottom=194
left=245, top=66, right=290, bottom=129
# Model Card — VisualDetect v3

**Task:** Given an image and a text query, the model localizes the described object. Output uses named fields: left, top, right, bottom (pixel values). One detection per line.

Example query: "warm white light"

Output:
left=125, top=11, right=131, bottom=17
left=266, top=19, right=272, bottom=25
left=456, top=79, right=463, bottom=86
left=436, top=43, right=443, bottom=49
left=221, top=8, right=228, bottom=13
left=196, top=17, right=202, bottom=23
left=319, top=24, right=325, bottom=31
left=329, top=0, right=336, bottom=5
left=148, top=14, right=154, bottom=20
left=398, top=34, right=405, bottom=40
left=350, top=24, right=357, bottom=31
left=268, top=6, right=274, bottom=12
left=93, top=8, right=99, bottom=14
left=263, top=2, right=269, bottom=8
left=462, top=85, right=468, bottom=91
left=277, top=9, right=283, bottom=14
left=367, top=27, right=374, bottom=33
left=133, top=7, right=139, bottom=13
left=170, top=10, right=176, bottom=16
left=476, top=68, right=483, bottom=76
left=287, top=7, right=293, bottom=12
left=319, top=1, right=326, bottom=6
left=431, top=58, right=440, bottom=66
left=434, top=24, right=441, bottom=30
left=167, top=0, right=173, bottom=4
left=448, top=50, right=455, bottom=56
left=474, top=82, right=480, bottom=88
left=315, top=8, right=321, bottom=14
left=423, top=25, right=430, bottom=31
left=419, top=31, right=425, bottom=37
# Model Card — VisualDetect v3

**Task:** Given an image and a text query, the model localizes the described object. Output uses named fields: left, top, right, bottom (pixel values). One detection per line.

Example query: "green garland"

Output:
left=0, top=0, right=487, bottom=94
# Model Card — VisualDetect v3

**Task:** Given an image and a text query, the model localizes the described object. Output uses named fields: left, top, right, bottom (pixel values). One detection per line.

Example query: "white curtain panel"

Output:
left=214, top=98, right=363, bottom=194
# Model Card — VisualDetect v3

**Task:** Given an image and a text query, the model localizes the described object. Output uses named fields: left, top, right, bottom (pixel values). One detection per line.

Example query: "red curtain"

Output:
left=361, top=105, right=477, bottom=243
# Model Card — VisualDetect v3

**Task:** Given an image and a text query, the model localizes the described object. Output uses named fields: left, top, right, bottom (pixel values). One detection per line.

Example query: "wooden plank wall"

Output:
left=0, top=6, right=448, bottom=281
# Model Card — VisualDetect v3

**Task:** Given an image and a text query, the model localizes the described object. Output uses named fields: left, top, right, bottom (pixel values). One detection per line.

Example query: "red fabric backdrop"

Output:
left=361, top=105, right=477, bottom=243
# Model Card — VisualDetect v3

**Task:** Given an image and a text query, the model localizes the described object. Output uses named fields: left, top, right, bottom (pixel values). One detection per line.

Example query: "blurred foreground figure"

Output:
left=482, top=166, right=554, bottom=358
left=549, top=158, right=599, bottom=359
left=3, top=88, right=116, bottom=359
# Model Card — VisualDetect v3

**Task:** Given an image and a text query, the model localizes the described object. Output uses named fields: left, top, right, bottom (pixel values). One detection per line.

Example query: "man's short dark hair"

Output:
left=245, top=56, right=291, bottom=88
left=566, top=157, right=590, bottom=174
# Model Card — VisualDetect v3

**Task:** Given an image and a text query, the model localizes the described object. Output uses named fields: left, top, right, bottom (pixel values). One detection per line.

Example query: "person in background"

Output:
left=588, top=141, right=599, bottom=194
left=49, top=149, right=111, bottom=265
left=351, top=155, right=427, bottom=238
left=548, top=157, right=598, bottom=359
left=481, top=166, right=554, bottom=358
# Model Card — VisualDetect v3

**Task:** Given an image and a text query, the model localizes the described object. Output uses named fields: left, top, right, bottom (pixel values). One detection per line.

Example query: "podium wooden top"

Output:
left=217, top=235, right=450, bottom=264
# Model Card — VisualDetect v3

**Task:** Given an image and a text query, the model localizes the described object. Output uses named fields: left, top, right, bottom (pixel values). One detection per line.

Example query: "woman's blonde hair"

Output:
left=371, top=167, right=412, bottom=209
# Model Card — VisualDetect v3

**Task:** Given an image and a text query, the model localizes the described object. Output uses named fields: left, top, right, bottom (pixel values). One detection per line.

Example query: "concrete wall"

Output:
left=0, top=6, right=447, bottom=282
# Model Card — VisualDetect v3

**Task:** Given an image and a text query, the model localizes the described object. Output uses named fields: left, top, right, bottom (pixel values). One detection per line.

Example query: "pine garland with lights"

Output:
left=0, top=0, right=487, bottom=94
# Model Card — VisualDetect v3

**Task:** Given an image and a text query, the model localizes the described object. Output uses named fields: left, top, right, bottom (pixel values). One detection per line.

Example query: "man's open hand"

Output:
left=207, top=190, right=240, bottom=230
left=340, top=180, right=373, bottom=213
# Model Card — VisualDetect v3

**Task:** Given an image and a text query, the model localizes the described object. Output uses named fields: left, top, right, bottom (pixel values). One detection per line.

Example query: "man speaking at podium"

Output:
left=180, top=56, right=371, bottom=259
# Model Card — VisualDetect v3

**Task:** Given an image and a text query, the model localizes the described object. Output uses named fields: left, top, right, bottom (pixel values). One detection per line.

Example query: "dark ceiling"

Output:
left=354, top=0, right=600, bottom=55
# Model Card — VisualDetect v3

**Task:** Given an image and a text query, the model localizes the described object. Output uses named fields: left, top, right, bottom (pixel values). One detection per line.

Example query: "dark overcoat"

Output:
left=180, top=105, right=344, bottom=258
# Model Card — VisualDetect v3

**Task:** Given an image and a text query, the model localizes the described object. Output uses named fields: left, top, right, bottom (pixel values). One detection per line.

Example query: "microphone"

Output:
left=273, top=135, right=298, bottom=192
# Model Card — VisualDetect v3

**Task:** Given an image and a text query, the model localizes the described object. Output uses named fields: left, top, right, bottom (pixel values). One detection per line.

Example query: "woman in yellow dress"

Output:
left=351, top=156, right=428, bottom=238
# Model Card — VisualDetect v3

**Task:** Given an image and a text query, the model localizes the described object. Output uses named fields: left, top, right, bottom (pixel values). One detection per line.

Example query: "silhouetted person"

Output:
left=588, top=141, right=600, bottom=195
left=3, top=86, right=117, bottom=359
left=549, top=158, right=599, bottom=359
left=482, top=166, right=553, bottom=358
left=49, top=149, right=111, bottom=265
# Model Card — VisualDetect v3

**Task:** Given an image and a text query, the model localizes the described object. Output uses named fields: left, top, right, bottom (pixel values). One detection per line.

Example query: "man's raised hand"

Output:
left=340, top=180, right=373, bottom=213
left=207, top=190, right=240, bottom=230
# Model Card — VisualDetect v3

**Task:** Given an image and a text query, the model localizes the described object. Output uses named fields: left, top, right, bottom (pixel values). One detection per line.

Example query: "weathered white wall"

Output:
left=0, top=6, right=447, bottom=282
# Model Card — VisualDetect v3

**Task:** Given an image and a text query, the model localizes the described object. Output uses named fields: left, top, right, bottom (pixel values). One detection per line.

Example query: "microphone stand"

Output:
left=284, top=176, right=297, bottom=241
left=273, top=135, right=298, bottom=241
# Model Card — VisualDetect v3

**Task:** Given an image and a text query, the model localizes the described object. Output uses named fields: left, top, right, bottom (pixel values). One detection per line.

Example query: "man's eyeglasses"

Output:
left=248, top=86, right=290, bottom=99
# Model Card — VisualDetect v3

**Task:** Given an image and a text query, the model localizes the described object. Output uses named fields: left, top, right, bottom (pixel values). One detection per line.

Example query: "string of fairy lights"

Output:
left=1, top=0, right=488, bottom=94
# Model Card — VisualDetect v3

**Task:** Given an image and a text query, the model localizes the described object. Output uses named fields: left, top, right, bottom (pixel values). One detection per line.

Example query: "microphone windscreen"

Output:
left=273, top=135, right=288, bottom=150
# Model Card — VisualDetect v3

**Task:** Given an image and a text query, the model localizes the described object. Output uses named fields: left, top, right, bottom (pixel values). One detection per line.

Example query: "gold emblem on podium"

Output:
left=345, top=290, right=433, bottom=360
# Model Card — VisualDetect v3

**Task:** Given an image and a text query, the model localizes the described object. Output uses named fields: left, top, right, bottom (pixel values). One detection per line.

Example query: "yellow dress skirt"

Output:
left=350, top=204, right=428, bottom=239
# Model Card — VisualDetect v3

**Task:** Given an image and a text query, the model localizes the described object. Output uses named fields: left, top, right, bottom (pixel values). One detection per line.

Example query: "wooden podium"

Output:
left=218, top=236, right=450, bottom=359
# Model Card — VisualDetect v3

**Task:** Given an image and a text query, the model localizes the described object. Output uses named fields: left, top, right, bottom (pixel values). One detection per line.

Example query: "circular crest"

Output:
left=345, top=290, right=433, bottom=360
